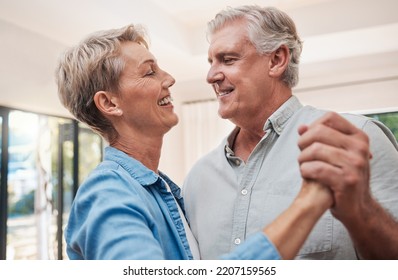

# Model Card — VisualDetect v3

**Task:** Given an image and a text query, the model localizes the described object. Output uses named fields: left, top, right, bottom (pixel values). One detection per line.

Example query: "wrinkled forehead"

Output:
left=208, top=21, right=252, bottom=56
left=119, top=41, right=156, bottom=65
left=209, top=17, right=248, bottom=40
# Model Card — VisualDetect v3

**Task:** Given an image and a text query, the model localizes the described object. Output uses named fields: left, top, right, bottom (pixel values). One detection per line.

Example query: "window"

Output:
left=0, top=107, right=102, bottom=259
left=366, top=112, right=398, bottom=141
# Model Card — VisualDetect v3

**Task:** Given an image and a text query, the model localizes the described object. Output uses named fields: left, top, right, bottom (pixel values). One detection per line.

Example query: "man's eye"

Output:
left=223, top=58, right=234, bottom=64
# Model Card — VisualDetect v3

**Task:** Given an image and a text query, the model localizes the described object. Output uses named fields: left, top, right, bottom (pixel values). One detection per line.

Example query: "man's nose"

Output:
left=206, top=65, right=224, bottom=84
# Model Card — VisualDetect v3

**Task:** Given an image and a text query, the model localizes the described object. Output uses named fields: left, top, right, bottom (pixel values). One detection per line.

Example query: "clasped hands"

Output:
left=297, top=112, right=372, bottom=224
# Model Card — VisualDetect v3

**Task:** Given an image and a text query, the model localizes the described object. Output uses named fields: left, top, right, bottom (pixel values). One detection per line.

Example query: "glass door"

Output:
left=7, top=111, right=46, bottom=259
left=0, top=108, right=103, bottom=260
left=0, top=110, right=8, bottom=260
left=5, top=112, right=80, bottom=259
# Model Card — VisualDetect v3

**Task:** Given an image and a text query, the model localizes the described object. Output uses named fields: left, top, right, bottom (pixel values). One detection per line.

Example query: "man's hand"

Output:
left=297, top=112, right=372, bottom=224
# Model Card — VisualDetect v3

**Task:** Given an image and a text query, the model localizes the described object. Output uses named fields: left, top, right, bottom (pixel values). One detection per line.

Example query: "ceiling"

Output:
left=0, top=0, right=398, bottom=117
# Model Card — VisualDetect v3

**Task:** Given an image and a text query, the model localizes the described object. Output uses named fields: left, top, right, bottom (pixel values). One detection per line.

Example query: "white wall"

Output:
left=1, top=0, right=397, bottom=186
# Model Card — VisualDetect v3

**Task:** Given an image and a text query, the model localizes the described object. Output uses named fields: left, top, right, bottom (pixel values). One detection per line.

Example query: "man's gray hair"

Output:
left=207, top=5, right=303, bottom=88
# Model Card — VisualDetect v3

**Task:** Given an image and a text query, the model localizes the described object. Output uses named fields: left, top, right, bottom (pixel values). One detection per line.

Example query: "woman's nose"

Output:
left=162, top=71, right=175, bottom=88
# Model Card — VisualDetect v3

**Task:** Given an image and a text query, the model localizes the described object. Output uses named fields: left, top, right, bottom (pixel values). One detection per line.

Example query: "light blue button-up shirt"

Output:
left=65, top=146, right=280, bottom=260
left=183, top=95, right=398, bottom=259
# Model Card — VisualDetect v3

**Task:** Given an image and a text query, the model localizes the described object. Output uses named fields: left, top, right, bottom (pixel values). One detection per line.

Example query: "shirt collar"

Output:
left=104, top=146, right=181, bottom=195
left=104, top=146, right=159, bottom=186
left=264, top=95, right=303, bottom=136
left=225, top=126, right=240, bottom=156
left=224, top=95, right=303, bottom=155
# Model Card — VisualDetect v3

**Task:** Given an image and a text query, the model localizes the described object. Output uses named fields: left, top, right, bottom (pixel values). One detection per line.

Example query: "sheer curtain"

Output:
left=182, top=100, right=234, bottom=175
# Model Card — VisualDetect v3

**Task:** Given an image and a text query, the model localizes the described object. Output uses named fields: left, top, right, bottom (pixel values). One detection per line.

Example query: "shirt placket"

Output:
left=229, top=129, right=276, bottom=250
left=157, top=180, right=193, bottom=260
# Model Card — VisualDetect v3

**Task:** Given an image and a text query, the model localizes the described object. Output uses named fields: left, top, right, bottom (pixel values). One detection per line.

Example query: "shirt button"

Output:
left=176, top=221, right=183, bottom=230
left=235, top=160, right=240, bottom=166
left=234, top=238, right=241, bottom=245
left=241, top=189, right=248, bottom=195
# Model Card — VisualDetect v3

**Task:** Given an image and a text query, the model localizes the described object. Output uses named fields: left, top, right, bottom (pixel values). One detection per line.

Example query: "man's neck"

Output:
left=232, top=127, right=266, bottom=162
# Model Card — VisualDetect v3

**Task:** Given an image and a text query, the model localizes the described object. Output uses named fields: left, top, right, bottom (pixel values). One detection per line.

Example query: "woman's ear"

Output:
left=93, top=91, right=123, bottom=117
left=268, top=45, right=289, bottom=78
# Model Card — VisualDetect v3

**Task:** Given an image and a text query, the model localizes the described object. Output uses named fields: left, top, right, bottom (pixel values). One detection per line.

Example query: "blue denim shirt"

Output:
left=65, top=146, right=280, bottom=260
left=65, top=146, right=193, bottom=260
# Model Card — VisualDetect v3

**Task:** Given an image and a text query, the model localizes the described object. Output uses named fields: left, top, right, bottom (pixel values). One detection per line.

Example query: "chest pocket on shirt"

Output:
left=297, top=208, right=333, bottom=256
left=249, top=192, right=333, bottom=256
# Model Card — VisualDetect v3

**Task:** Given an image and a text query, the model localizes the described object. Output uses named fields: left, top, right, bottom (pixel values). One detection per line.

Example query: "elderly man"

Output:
left=183, top=5, right=398, bottom=260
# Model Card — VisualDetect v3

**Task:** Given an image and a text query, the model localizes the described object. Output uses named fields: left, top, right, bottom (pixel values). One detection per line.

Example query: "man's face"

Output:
left=207, top=19, right=272, bottom=124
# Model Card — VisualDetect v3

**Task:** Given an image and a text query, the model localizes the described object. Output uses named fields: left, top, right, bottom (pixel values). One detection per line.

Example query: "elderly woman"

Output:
left=55, top=24, right=332, bottom=260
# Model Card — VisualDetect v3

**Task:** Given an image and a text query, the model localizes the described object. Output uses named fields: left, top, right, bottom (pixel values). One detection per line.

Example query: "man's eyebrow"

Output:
left=210, top=52, right=240, bottom=62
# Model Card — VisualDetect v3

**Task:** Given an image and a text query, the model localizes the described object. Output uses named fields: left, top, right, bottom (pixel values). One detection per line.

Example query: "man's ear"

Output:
left=93, top=91, right=123, bottom=117
left=268, top=45, right=289, bottom=78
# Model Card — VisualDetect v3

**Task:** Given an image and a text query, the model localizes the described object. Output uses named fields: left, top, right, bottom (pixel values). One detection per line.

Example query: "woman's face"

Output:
left=116, top=41, right=178, bottom=137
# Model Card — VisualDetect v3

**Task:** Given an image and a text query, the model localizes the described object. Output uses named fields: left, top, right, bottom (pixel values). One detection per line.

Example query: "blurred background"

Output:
left=0, top=0, right=397, bottom=259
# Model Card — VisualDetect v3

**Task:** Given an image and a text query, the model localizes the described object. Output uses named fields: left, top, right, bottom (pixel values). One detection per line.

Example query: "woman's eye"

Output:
left=145, top=70, right=155, bottom=76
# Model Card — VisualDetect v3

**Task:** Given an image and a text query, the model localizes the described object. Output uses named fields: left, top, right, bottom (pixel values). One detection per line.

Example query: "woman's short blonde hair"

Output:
left=55, top=24, right=148, bottom=142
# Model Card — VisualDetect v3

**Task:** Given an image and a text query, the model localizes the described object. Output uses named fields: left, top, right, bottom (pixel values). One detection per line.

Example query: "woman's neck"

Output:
left=111, top=132, right=163, bottom=173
